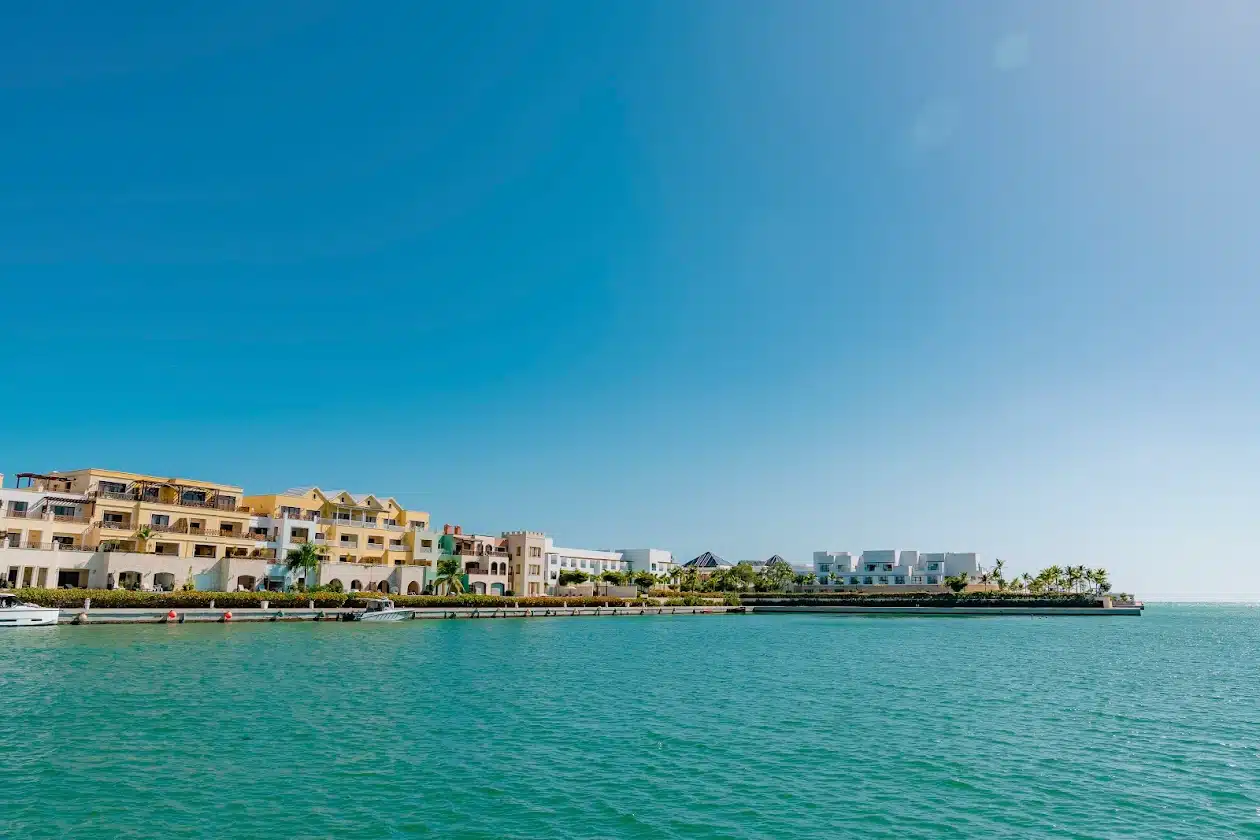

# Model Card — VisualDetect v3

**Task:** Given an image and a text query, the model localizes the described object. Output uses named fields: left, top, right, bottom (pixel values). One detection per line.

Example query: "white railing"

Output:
left=317, top=517, right=382, bottom=530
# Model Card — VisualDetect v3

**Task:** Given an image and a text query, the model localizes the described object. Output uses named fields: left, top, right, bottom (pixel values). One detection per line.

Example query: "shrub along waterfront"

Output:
left=7, top=588, right=1126, bottom=611
left=6, top=589, right=675, bottom=610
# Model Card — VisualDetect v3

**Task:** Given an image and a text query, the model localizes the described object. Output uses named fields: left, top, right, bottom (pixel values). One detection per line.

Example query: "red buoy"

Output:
left=223, top=611, right=233, bottom=621
left=167, top=610, right=177, bottom=620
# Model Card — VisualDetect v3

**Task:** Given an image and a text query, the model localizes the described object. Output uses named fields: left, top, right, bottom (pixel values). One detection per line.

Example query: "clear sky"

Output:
left=3, top=1, right=1258, bottom=597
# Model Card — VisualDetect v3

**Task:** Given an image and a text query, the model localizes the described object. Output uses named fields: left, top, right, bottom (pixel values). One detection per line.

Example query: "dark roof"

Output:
left=683, top=551, right=728, bottom=568
left=764, top=555, right=792, bottom=568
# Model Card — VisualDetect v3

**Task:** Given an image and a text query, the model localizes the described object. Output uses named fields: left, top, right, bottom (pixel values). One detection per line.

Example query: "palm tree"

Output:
left=132, top=526, right=154, bottom=553
left=992, top=559, right=1006, bottom=589
left=1043, top=565, right=1064, bottom=593
left=433, top=554, right=466, bottom=595
left=667, top=566, right=684, bottom=590
left=1089, top=567, right=1111, bottom=594
left=285, top=541, right=325, bottom=588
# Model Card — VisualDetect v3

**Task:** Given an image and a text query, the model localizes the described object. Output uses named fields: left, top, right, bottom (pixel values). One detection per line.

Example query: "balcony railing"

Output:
left=52, top=513, right=89, bottom=523
left=317, top=517, right=384, bottom=530
left=99, top=520, right=134, bottom=531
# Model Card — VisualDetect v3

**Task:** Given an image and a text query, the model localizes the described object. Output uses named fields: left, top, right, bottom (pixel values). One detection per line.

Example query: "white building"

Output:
left=619, top=548, right=676, bottom=576
left=810, top=548, right=982, bottom=587
left=813, top=551, right=856, bottom=579
left=544, top=539, right=627, bottom=585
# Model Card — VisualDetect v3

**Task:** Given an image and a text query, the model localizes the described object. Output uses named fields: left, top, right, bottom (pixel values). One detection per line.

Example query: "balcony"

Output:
left=317, top=517, right=381, bottom=530
left=95, top=490, right=138, bottom=502
left=99, top=520, right=134, bottom=531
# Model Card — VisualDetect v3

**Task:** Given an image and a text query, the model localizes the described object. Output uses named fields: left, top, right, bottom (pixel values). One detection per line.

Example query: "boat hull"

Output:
left=356, top=609, right=414, bottom=622
left=0, top=607, right=60, bottom=627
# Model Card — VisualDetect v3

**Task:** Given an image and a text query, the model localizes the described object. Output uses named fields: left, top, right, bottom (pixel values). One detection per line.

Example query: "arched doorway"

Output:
left=328, top=579, right=344, bottom=592
left=490, top=583, right=504, bottom=595
left=407, top=582, right=420, bottom=594
left=350, top=580, right=362, bottom=591
left=236, top=575, right=256, bottom=591
left=378, top=581, right=391, bottom=594
left=118, top=571, right=142, bottom=590
left=470, top=581, right=486, bottom=594
left=153, top=572, right=175, bottom=591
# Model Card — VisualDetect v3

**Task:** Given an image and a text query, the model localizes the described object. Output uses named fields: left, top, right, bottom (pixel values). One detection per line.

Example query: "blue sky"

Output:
left=3, top=1, right=1258, bottom=596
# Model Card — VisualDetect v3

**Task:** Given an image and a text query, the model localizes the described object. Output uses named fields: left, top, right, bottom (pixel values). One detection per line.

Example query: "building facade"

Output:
left=618, top=548, right=676, bottom=577
left=813, top=548, right=982, bottom=587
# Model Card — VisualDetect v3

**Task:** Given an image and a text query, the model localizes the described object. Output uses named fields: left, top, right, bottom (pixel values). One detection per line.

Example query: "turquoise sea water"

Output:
left=2, top=605, right=1259, bottom=838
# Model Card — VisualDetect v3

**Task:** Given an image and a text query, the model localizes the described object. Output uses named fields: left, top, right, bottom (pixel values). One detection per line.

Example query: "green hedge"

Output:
left=361, top=595, right=632, bottom=608
left=740, top=592, right=1106, bottom=608
left=12, top=589, right=349, bottom=608
left=10, top=589, right=640, bottom=610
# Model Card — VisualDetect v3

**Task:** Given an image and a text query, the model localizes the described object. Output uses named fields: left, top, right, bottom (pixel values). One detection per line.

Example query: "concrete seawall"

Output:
left=55, top=605, right=742, bottom=624
left=748, top=605, right=1142, bottom=616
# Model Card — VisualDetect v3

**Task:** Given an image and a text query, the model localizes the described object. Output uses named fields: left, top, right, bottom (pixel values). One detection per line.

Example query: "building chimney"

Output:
left=443, top=524, right=452, bottom=535
left=454, top=525, right=463, bottom=535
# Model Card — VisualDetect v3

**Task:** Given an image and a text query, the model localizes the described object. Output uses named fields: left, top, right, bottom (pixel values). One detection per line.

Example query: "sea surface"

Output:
left=2, top=605, right=1258, bottom=838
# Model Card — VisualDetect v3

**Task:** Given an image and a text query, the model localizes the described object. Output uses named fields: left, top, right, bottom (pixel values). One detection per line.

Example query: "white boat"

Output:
left=355, top=598, right=415, bottom=622
left=0, top=593, right=60, bottom=627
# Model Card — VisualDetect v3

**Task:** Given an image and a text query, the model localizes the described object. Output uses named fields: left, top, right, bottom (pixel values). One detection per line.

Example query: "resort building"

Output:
left=243, top=487, right=441, bottom=593
left=618, top=548, right=676, bottom=577
left=503, top=531, right=549, bottom=596
left=0, top=469, right=444, bottom=594
left=441, top=525, right=511, bottom=595
left=544, top=540, right=626, bottom=585
left=813, top=551, right=856, bottom=579
left=812, top=548, right=982, bottom=587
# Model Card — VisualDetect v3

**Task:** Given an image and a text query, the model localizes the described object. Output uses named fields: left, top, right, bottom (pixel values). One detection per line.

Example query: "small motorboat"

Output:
left=355, top=598, right=415, bottom=622
left=0, top=593, right=60, bottom=627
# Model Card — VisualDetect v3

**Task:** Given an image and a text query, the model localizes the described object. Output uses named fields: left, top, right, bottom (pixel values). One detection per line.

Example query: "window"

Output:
left=421, top=539, right=433, bottom=548
left=529, top=564, right=541, bottom=576
left=189, top=520, right=205, bottom=533
left=10, top=501, right=27, bottom=514
left=150, top=514, right=169, bottom=527
left=895, top=576, right=905, bottom=585
left=100, top=481, right=126, bottom=494
left=103, top=512, right=125, bottom=524
left=365, top=516, right=377, bottom=524
left=339, top=555, right=349, bottom=562
left=863, top=577, right=873, bottom=585
left=820, top=564, right=830, bottom=572
left=194, top=545, right=216, bottom=558
left=53, top=505, right=77, bottom=517
left=515, top=547, right=521, bottom=557
left=389, top=541, right=404, bottom=549
left=52, top=535, right=74, bottom=548
left=384, top=518, right=396, bottom=526
left=281, top=506, right=301, bottom=518
left=528, top=582, right=540, bottom=595
left=530, top=546, right=542, bottom=558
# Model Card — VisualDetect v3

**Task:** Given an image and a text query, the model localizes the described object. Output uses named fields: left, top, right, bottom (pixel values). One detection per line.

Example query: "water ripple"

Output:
left=1, top=607, right=1258, bottom=837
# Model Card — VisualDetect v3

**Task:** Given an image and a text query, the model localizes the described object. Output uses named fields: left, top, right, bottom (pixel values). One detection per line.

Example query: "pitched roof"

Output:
left=683, top=551, right=729, bottom=568
left=763, top=555, right=792, bottom=568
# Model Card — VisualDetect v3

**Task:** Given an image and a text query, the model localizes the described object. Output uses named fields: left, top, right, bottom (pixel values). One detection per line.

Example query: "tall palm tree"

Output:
left=1044, top=565, right=1065, bottom=593
left=285, top=541, right=326, bottom=588
left=1089, top=567, right=1111, bottom=594
left=433, top=554, right=467, bottom=595
left=992, top=559, right=1006, bottom=589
